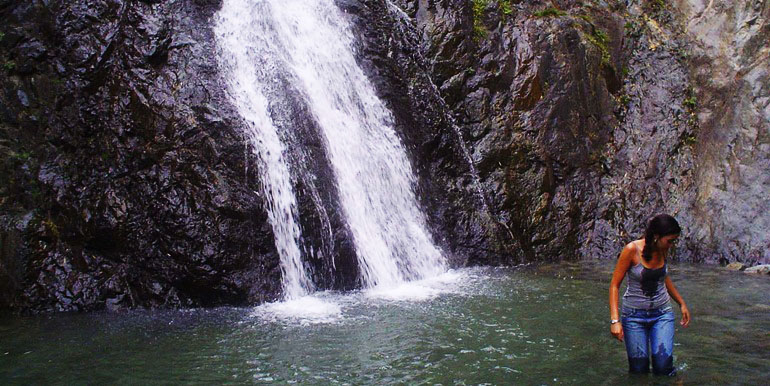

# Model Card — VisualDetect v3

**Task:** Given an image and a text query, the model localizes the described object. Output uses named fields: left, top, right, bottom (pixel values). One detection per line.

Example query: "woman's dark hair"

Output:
left=642, top=214, right=681, bottom=261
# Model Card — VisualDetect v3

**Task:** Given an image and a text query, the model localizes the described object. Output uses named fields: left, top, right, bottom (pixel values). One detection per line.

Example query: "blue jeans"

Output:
left=621, top=306, right=676, bottom=376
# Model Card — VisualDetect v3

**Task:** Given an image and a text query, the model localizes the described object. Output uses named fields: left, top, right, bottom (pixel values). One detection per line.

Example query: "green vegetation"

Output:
left=4, top=60, right=16, bottom=71
left=471, top=1, right=518, bottom=41
left=593, top=29, right=609, bottom=46
left=499, top=0, right=514, bottom=16
left=0, top=31, right=5, bottom=41
left=683, top=95, right=697, bottom=109
left=619, top=94, right=631, bottom=106
left=42, top=217, right=60, bottom=240
left=472, top=0, right=489, bottom=40
left=585, top=28, right=611, bottom=66
left=682, top=132, right=697, bottom=146
left=12, top=151, right=32, bottom=161
left=533, top=7, right=567, bottom=18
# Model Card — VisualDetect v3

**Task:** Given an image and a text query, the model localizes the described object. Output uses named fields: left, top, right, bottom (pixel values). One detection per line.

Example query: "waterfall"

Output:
left=215, top=0, right=446, bottom=293
left=214, top=0, right=314, bottom=300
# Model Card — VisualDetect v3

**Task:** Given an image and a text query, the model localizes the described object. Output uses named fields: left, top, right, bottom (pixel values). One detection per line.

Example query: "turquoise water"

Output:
left=1, top=262, right=768, bottom=384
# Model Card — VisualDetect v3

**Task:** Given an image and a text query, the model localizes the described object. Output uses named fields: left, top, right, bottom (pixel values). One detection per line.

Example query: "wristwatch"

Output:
left=610, top=319, right=620, bottom=324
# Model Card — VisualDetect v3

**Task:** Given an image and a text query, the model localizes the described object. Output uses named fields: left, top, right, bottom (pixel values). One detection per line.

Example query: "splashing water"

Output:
left=215, top=0, right=446, bottom=298
left=214, top=0, right=314, bottom=300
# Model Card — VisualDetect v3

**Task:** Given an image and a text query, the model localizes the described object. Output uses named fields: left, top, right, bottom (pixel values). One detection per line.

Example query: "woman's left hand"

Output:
left=680, top=304, right=691, bottom=327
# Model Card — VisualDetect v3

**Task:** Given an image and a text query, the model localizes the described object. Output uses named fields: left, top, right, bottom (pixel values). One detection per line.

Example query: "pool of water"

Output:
left=1, top=262, right=768, bottom=384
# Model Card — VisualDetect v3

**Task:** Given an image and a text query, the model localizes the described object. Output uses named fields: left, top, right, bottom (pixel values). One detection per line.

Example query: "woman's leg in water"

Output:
left=621, top=307, right=650, bottom=373
left=650, top=309, right=676, bottom=376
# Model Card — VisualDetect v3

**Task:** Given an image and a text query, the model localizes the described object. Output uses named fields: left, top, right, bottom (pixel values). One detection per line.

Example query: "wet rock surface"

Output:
left=341, top=0, right=514, bottom=267
left=0, top=0, right=505, bottom=312
left=0, top=0, right=283, bottom=312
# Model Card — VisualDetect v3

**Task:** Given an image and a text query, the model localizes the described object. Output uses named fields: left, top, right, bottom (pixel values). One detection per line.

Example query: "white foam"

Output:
left=252, top=295, right=343, bottom=325
left=364, top=269, right=469, bottom=302
left=250, top=268, right=485, bottom=325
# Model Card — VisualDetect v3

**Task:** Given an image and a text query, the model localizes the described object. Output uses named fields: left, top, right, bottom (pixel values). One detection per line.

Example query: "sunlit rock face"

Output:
left=672, top=0, right=770, bottom=265
left=398, top=0, right=768, bottom=265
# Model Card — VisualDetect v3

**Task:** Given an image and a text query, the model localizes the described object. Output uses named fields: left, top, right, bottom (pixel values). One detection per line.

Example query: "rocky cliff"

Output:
left=1, top=0, right=767, bottom=312
left=0, top=0, right=504, bottom=312
left=0, top=0, right=289, bottom=312
left=398, top=0, right=768, bottom=265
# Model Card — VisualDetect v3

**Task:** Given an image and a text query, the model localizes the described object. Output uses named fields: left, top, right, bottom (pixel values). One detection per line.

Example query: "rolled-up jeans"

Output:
left=620, top=305, right=676, bottom=376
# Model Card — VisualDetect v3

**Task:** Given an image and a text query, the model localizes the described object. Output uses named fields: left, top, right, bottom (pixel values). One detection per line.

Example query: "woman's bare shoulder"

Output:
left=619, top=240, right=642, bottom=263
left=623, top=240, right=641, bottom=253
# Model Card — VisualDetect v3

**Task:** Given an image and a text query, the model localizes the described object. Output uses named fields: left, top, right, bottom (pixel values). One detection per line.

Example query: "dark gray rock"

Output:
left=1, top=0, right=282, bottom=312
left=403, top=0, right=631, bottom=262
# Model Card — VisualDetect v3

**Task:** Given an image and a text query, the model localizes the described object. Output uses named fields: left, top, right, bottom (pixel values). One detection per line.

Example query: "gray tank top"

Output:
left=623, top=262, right=670, bottom=309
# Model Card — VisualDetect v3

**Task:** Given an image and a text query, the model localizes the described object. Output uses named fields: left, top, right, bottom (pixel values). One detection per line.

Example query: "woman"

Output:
left=609, top=214, right=691, bottom=376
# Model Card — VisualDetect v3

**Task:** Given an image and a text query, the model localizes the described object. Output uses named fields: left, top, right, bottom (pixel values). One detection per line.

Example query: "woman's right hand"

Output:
left=611, top=322, right=624, bottom=342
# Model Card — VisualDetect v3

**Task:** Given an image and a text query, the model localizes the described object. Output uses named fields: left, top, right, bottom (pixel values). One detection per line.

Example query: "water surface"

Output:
left=1, top=262, right=768, bottom=384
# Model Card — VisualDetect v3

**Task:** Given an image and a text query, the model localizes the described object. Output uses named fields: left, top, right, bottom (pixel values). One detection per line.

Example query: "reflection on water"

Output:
left=1, top=262, right=768, bottom=384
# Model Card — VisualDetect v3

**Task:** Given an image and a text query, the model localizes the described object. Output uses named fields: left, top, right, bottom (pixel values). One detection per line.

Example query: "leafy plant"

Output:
left=683, top=95, right=697, bottom=109
left=499, top=0, right=513, bottom=16
left=12, top=151, right=32, bottom=161
left=42, top=218, right=60, bottom=240
left=472, top=0, right=490, bottom=40
left=586, top=28, right=611, bottom=66
left=619, top=94, right=631, bottom=105
left=682, top=132, right=697, bottom=146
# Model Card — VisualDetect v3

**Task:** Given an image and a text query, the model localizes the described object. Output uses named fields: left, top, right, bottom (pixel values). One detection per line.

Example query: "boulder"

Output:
left=725, top=262, right=746, bottom=271
left=744, top=265, right=770, bottom=275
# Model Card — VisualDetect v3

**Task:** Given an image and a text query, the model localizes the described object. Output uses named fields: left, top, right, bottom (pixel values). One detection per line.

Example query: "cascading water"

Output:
left=214, top=1, right=314, bottom=300
left=214, top=0, right=446, bottom=294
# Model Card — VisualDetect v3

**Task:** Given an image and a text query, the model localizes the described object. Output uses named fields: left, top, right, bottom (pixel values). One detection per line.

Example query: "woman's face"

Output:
left=657, top=234, right=679, bottom=251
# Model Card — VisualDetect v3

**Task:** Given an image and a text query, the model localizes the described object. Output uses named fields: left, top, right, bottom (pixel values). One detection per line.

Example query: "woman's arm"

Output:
left=665, top=276, right=691, bottom=327
left=609, top=243, right=635, bottom=341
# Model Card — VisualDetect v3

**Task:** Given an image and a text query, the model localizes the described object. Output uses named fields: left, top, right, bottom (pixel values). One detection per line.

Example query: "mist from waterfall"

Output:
left=215, top=0, right=446, bottom=295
